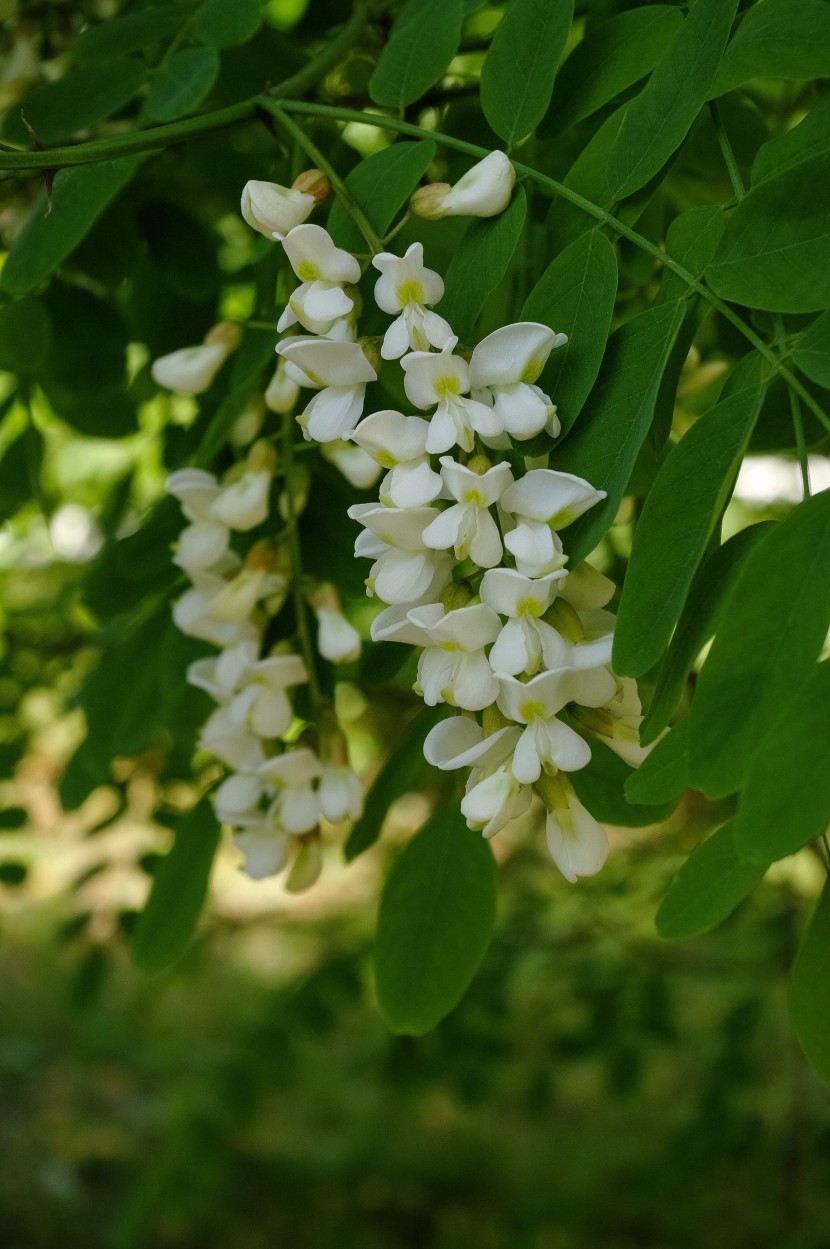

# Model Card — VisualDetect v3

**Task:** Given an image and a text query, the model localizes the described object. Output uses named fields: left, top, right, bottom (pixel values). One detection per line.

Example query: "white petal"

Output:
left=546, top=800, right=608, bottom=882
left=469, top=322, right=557, bottom=389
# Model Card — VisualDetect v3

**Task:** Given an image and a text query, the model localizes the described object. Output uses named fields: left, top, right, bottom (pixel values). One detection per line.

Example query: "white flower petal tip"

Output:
left=542, top=779, right=609, bottom=884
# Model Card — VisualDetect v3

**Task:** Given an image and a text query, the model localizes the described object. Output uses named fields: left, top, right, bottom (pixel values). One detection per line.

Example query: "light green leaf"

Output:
left=641, top=522, right=773, bottom=745
left=436, top=188, right=527, bottom=341
left=614, top=354, right=764, bottom=678
left=793, top=309, right=830, bottom=390
left=75, top=6, right=185, bottom=61
left=790, top=882, right=830, bottom=1092
left=0, top=298, right=51, bottom=373
left=375, top=806, right=497, bottom=1035
left=146, top=45, right=220, bottom=122
left=658, top=204, right=725, bottom=304
left=570, top=738, right=675, bottom=827
left=710, top=0, right=830, bottom=97
left=733, top=662, right=830, bottom=865
left=606, top=0, right=739, bottom=201
left=134, top=798, right=221, bottom=973
left=751, top=95, right=830, bottom=186
left=327, top=141, right=436, bottom=252
left=655, top=821, right=766, bottom=940
left=0, top=158, right=139, bottom=297
left=625, top=715, right=690, bottom=808
left=707, top=154, right=830, bottom=313
left=689, top=490, right=830, bottom=798
left=2, top=58, right=148, bottom=145
left=193, top=0, right=262, bottom=47
left=369, top=0, right=463, bottom=108
left=520, top=229, right=618, bottom=436
left=481, top=0, right=574, bottom=145
left=541, top=4, right=683, bottom=136
left=554, top=300, right=685, bottom=565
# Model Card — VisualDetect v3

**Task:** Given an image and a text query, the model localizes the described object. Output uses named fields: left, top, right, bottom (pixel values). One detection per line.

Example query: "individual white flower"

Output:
left=422, top=457, right=513, bottom=568
left=241, top=178, right=316, bottom=239
left=209, top=470, right=272, bottom=532
left=540, top=773, right=609, bottom=883
left=372, top=242, right=453, bottom=358
left=265, top=358, right=300, bottom=414
left=166, top=468, right=229, bottom=572
left=423, top=716, right=532, bottom=837
left=501, top=469, right=607, bottom=576
left=469, top=323, right=567, bottom=443
left=234, top=823, right=290, bottom=880
left=407, top=602, right=502, bottom=711
left=480, top=567, right=569, bottom=676
left=277, top=223, right=361, bottom=335
left=173, top=572, right=261, bottom=648
left=349, top=410, right=442, bottom=508
left=151, top=323, right=240, bottom=394
left=571, top=676, right=649, bottom=767
left=259, top=748, right=323, bottom=834
left=232, top=655, right=309, bottom=738
left=200, top=704, right=265, bottom=772
left=214, top=770, right=267, bottom=824
left=310, top=584, right=362, bottom=663
left=410, top=151, right=515, bottom=219
left=187, top=639, right=260, bottom=703
left=401, top=339, right=503, bottom=454
left=461, top=763, right=533, bottom=839
left=348, top=502, right=454, bottom=605
left=320, top=440, right=383, bottom=490
left=277, top=337, right=377, bottom=443
left=318, top=763, right=364, bottom=822
left=495, top=669, right=596, bottom=784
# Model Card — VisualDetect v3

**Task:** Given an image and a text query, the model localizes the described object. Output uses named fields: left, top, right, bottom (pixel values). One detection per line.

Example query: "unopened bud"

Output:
left=359, top=335, right=382, bottom=373
left=466, top=453, right=492, bottom=476
left=240, top=178, right=315, bottom=238
left=244, top=539, right=279, bottom=573
left=482, top=702, right=511, bottom=737
left=542, top=599, right=584, bottom=643
left=440, top=579, right=474, bottom=613
left=246, top=440, right=277, bottom=475
left=410, top=181, right=453, bottom=220
left=204, top=321, right=242, bottom=353
left=279, top=465, right=310, bottom=521
left=411, top=151, right=515, bottom=220
left=265, top=358, right=300, bottom=414
left=292, top=168, right=330, bottom=204
left=284, top=830, right=323, bottom=893
left=230, top=399, right=265, bottom=448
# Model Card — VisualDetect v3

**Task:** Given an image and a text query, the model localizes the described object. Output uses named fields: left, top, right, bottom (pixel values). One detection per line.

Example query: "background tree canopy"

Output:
left=0, top=0, right=829, bottom=1243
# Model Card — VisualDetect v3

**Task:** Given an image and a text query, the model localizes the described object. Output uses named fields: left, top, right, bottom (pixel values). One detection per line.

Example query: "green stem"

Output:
left=262, top=102, right=383, bottom=254
left=774, top=313, right=812, bottom=498
left=708, top=100, right=745, bottom=202
left=280, top=408, right=323, bottom=712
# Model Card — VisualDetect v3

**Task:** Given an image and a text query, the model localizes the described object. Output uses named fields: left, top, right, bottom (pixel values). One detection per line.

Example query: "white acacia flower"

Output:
left=410, top=151, right=515, bottom=219
left=187, top=639, right=260, bottom=702
left=407, top=602, right=501, bottom=711
left=265, top=357, right=300, bottom=414
left=152, top=323, right=240, bottom=395
left=541, top=774, right=609, bottom=883
left=501, top=469, right=607, bottom=576
left=190, top=645, right=308, bottom=738
left=480, top=567, right=569, bottom=676
left=401, top=339, right=503, bottom=454
left=233, top=823, right=289, bottom=880
left=423, top=716, right=532, bottom=838
left=200, top=704, right=265, bottom=772
left=461, top=764, right=533, bottom=839
left=318, top=763, right=364, bottom=822
left=173, top=571, right=262, bottom=648
left=214, top=769, right=267, bottom=824
left=166, top=468, right=229, bottom=572
left=349, top=410, right=442, bottom=508
left=495, top=670, right=596, bottom=784
left=210, top=470, right=272, bottom=532
left=259, top=748, right=323, bottom=835
left=241, top=178, right=316, bottom=239
left=277, top=224, right=361, bottom=335
left=572, top=676, right=649, bottom=767
left=469, top=323, right=567, bottom=443
left=372, top=242, right=453, bottom=358
left=348, top=502, right=453, bottom=605
left=315, top=609, right=362, bottom=663
left=422, top=458, right=514, bottom=567
left=277, top=337, right=377, bottom=443
left=320, top=440, right=383, bottom=490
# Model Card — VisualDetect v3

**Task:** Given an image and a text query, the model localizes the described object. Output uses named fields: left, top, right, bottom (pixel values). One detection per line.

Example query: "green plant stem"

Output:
left=280, top=408, right=324, bottom=712
left=708, top=100, right=745, bottom=202
left=263, top=103, right=383, bottom=254
left=774, top=313, right=812, bottom=498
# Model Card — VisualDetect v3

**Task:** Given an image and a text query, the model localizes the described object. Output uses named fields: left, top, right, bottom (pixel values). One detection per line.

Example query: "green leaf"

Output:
left=327, top=141, right=436, bottom=253
left=733, top=662, right=830, bottom=865
left=641, top=522, right=773, bottom=745
left=0, top=298, right=51, bottom=373
left=193, top=0, right=262, bottom=47
left=75, top=6, right=186, bottom=61
left=707, top=154, right=830, bottom=313
left=436, top=188, right=527, bottom=341
left=139, top=200, right=220, bottom=303
left=793, top=309, right=830, bottom=390
left=554, top=300, right=685, bottom=564
left=606, top=0, right=739, bottom=201
left=710, top=0, right=830, bottom=97
left=790, top=882, right=830, bottom=1092
left=344, top=706, right=445, bottom=862
left=689, top=490, right=830, bottom=799
left=541, top=4, right=683, bottom=136
left=624, top=715, right=690, bottom=807
left=751, top=95, right=830, bottom=186
left=369, top=0, right=463, bottom=108
left=375, top=805, right=497, bottom=1035
left=3, top=58, right=148, bottom=145
left=570, top=738, right=675, bottom=827
left=481, top=0, right=574, bottom=145
left=134, top=798, right=221, bottom=973
left=655, top=821, right=766, bottom=940
left=146, top=45, right=220, bottom=122
left=614, top=354, right=764, bottom=678
left=520, top=229, right=618, bottom=436
left=0, top=158, right=139, bottom=297
left=658, top=204, right=725, bottom=304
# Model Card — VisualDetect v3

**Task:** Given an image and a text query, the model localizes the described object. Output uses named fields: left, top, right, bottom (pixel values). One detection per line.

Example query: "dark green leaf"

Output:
left=606, top=0, right=739, bottom=201
left=751, top=95, right=830, bottom=186
left=655, top=821, right=766, bottom=940
left=134, top=798, right=221, bottom=973
left=520, top=229, right=618, bottom=436
left=570, top=738, right=675, bottom=826
left=641, top=522, right=773, bottom=745
left=0, top=422, right=44, bottom=521
left=689, top=490, right=830, bottom=798
left=0, top=298, right=51, bottom=373
left=75, top=7, right=185, bottom=61
left=3, top=58, right=148, bottom=145
left=541, top=5, right=683, bottom=136
left=658, top=204, right=725, bottom=304
left=790, top=881, right=830, bottom=1092
left=707, top=154, right=830, bottom=313
left=139, top=201, right=220, bottom=303
left=614, top=354, right=764, bottom=677
left=146, top=45, right=220, bottom=122
left=345, top=706, right=444, bottom=861
left=0, top=158, right=139, bottom=297
left=481, top=0, right=574, bottom=145
left=555, top=300, right=685, bottom=564
left=369, top=0, right=463, bottom=108
left=793, top=309, right=830, bottom=389
left=375, top=805, right=497, bottom=1035
left=625, top=715, right=690, bottom=807
left=710, top=0, right=830, bottom=97
left=436, top=188, right=527, bottom=341
left=193, top=0, right=262, bottom=47
left=733, top=662, right=830, bottom=865
left=328, top=141, right=436, bottom=252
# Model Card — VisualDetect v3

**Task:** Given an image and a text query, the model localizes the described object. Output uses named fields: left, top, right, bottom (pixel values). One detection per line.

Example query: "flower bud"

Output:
left=440, top=579, right=474, bottom=613
left=279, top=465, right=310, bottom=521
left=230, top=399, right=265, bottom=448
left=292, top=168, right=330, bottom=204
left=411, top=151, right=515, bottom=220
left=466, top=453, right=492, bottom=476
left=284, top=831, right=323, bottom=893
left=310, top=583, right=361, bottom=663
left=409, top=182, right=453, bottom=220
left=151, top=343, right=227, bottom=395
left=265, top=359, right=300, bottom=414
left=240, top=179, right=315, bottom=238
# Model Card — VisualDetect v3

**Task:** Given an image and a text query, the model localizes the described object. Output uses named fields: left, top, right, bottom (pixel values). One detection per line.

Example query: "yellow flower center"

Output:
left=434, top=375, right=461, bottom=398
left=296, top=260, right=321, bottom=281
left=396, top=279, right=424, bottom=305
left=517, top=596, right=543, bottom=618
left=520, top=699, right=545, bottom=721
